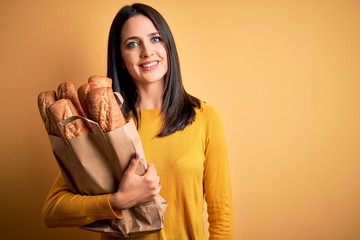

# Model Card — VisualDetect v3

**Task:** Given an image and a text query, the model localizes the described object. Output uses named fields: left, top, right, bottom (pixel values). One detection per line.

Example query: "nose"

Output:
left=140, top=42, right=154, bottom=58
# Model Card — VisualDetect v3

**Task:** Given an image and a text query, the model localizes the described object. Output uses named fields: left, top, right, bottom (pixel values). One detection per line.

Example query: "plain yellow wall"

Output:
left=1, top=0, right=360, bottom=239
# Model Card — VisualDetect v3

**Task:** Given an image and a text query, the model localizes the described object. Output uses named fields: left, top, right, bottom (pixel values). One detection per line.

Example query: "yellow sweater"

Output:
left=42, top=102, right=233, bottom=240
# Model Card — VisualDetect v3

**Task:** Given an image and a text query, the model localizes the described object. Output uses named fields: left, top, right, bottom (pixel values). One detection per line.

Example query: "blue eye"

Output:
left=127, top=42, right=139, bottom=48
left=152, top=37, right=162, bottom=43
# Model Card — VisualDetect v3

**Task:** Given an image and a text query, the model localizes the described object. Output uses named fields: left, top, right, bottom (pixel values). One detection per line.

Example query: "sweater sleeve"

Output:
left=202, top=104, right=233, bottom=239
left=42, top=172, right=123, bottom=228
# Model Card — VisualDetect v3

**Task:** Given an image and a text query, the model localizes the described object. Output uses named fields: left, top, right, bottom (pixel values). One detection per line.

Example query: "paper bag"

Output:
left=49, top=114, right=167, bottom=238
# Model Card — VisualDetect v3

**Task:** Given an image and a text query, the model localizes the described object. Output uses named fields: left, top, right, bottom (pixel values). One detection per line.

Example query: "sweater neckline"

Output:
left=138, top=108, right=161, bottom=115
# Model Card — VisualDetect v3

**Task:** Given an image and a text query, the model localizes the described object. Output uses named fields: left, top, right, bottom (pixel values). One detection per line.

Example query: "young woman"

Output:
left=43, top=3, right=233, bottom=239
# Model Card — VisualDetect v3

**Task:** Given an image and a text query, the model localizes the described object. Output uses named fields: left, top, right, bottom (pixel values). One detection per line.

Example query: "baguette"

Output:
left=47, top=99, right=90, bottom=139
left=88, top=75, right=112, bottom=88
left=57, top=81, right=86, bottom=117
left=78, top=76, right=112, bottom=118
left=77, top=83, right=98, bottom=118
left=37, top=90, right=58, bottom=135
left=87, top=87, right=126, bottom=132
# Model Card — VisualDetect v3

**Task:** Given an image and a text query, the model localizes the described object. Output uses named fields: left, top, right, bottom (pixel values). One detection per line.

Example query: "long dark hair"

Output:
left=107, top=3, right=200, bottom=137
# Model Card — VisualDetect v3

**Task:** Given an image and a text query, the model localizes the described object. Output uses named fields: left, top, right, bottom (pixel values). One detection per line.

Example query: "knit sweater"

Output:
left=42, top=102, right=233, bottom=240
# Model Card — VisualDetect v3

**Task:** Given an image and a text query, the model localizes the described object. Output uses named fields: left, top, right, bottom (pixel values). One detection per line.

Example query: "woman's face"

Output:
left=120, top=14, right=168, bottom=88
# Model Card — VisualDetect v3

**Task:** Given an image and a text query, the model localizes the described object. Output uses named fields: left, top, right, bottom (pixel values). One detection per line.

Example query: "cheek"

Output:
left=121, top=52, right=129, bottom=63
left=121, top=53, right=136, bottom=69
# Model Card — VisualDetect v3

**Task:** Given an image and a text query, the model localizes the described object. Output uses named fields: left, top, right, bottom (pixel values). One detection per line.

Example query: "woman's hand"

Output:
left=109, top=154, right=161, bottom=211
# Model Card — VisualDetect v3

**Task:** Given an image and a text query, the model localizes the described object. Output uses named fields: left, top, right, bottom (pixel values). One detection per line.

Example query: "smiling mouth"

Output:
left=141, top=61, right=158, bottom=69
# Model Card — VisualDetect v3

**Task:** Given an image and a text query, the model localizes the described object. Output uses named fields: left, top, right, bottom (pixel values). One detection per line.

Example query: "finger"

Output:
left=144, top=165, right=159, bottom=185
left=145, top=163, right=157, bottom=176
left=126, top=154, right=140, bottom=174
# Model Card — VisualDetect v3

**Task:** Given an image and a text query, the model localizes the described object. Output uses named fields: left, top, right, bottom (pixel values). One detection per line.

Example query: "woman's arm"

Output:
left=203, top=104, right=233, bottom=239
left=43, top=155, right=160, bottom=228
left=42, top=172, right=119, bottom=228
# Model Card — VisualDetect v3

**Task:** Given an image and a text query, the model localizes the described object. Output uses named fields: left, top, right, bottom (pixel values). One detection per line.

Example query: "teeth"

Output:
left=142, top=61, right=157, bottom=68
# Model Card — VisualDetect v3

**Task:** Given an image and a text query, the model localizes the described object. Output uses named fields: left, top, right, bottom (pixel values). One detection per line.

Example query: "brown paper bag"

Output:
left=49, top=114, right=167, bottom=238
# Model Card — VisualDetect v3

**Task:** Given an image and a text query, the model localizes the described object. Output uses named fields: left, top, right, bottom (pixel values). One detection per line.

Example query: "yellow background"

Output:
left=1, top=0, right=360, bottom=239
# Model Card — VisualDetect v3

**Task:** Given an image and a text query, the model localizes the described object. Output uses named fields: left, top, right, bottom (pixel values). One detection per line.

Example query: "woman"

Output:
left=43, top=3, right=233, bottom=239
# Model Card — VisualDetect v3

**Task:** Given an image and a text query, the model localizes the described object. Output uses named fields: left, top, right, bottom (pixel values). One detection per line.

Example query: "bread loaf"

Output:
left=57, top=81, right=86, bottom=117
left=38, top=77, right=125, bottom=138
left=88, top=75, right=112, bottom=88
left=37, top=90, right=58, bottom=135
left=78, top=76, right=112, bottom=118
left=87, top=87, right=126, bottom=132
left=77, top=83, right=98, bottom=118
left=47, top=99, right=90, bottom=139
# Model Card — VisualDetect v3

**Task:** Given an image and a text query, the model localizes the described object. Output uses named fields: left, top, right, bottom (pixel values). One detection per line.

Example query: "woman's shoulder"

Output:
left=194, top=100, right=226, bottom=137
left=196, top=100, right=222, bottom=123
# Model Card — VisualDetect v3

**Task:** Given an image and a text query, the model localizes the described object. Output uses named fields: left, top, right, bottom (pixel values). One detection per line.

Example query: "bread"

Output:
left=38, top=77, right=125, bottom=137
left=37, top=90, right=58, bottom=135
left=87, top=87, right=126, bottom=132
left=57, top=81, right=86, bottom=117
left=47, top=99, right=90, bottom=139
left=78, top=76, right=113, bottom=118
left=77, top=83, right=98, bottom=118
left=88, top=75, right=112, bottom=88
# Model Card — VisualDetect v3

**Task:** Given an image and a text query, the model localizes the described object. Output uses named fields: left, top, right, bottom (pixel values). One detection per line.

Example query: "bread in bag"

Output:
left=77, top=83, right=98, bottom=118
left=47, top=99, right=90, bottom=139
left=57, top=81, right=86, bottom=117
left=88, top=75, right=112, bottom=88
left=87, top=87, right=126, bottom=132
left=37, top=90, right=58, bottom=135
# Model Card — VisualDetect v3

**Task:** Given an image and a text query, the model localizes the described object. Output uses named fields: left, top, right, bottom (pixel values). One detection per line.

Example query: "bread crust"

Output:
left=87, top=87, right=126, bottom=132
left=38, top=90, right=58, bottom=135
left=57, top=81, right=86, bottom=117
left=77, top=83, right=98, bottom=118
left=88, top=75, right=112, bottom=88
left=47, top=99, right=89, bottom=139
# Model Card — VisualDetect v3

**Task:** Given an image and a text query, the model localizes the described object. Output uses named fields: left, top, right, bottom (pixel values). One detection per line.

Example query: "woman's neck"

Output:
left=136, top=82, right=163, bottom=110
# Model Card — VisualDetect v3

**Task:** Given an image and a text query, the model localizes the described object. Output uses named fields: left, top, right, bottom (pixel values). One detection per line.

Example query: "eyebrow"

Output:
left=123, top=31, right=161, bottom=44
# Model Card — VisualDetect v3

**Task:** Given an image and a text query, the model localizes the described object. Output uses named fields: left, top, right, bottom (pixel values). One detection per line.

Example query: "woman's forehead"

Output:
left=121, top=15, right=158, bottom=39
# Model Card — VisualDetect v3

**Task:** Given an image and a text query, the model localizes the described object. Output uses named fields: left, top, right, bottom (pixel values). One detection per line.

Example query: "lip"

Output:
left=140, top=60, right=159, bottom=71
